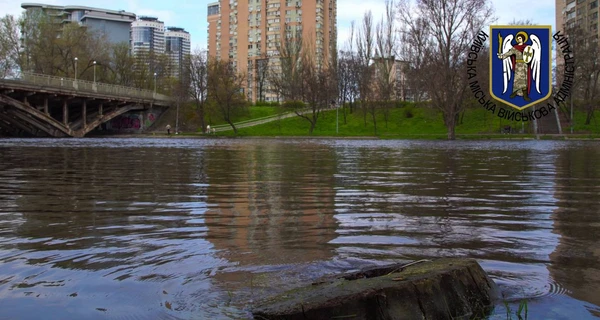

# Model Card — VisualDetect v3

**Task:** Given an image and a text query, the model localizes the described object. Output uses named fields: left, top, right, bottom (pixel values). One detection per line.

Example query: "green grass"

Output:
left=571, top=110, right=600, bottom=134
left=190, top=103, right=600, bottom=138
left=218, top=107, right=442, bottom=137
left=214, top=105, right=567, bottom=138
left=205, top=106, right=283, bottom=126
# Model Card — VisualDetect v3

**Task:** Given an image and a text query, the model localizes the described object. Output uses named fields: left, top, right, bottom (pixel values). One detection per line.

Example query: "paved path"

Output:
left=210, top=108, right=320, bottom=132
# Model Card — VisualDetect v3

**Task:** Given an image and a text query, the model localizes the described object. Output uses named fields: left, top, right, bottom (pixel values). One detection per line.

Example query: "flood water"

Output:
left=0, top=138, right=599, bottom=319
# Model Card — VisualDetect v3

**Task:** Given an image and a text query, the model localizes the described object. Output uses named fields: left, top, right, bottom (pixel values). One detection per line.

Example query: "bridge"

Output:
left=0, top=73, right=172, bottom=137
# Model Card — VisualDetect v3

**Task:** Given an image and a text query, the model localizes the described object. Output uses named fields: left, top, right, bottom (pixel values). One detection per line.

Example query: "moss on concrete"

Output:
left=252, top=258, right=498, bottom=320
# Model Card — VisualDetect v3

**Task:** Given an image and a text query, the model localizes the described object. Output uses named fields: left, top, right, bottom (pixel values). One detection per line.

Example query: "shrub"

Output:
left=255, top=101, right=281, bottom=107
left=282, top=100, right=306, bottom=109
left=404, top=105, right=415, bottom=118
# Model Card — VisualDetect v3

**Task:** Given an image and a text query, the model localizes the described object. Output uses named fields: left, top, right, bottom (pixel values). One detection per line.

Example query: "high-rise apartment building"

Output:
left=207, top=0, right=337, bottom=102
left=21, top=3, right=136, bottom=44
left=557, top=0, right=599, bottom=35
left=132, top=18, right=192, bottom=80
left=556, top=0, right=600, bottom=77
left=20, top=3, right=191, bottom=81
left=165, top=27, right=191, bottom=78
left=131, top=16, right=165, bottom=56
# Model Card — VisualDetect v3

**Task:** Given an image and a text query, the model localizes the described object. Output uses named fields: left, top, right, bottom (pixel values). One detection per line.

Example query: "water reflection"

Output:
left=204, top=142, right=339, bottom=304
left=549, top=146, right=600, bottom=318
left=205, top=142, right=337, bottom=264
left=331, top=142, right=559, bottom=265
left=0, top=142, right=225, bottom=319
left=0, top=139, right=599, bottom=319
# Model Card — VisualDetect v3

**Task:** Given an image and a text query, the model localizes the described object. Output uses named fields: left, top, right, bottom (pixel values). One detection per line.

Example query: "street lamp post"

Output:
left=93, top=60, right=97, bottom=83
left=571, top=94, right=574, bottom=134
left=336, top=101, right=339, bottom=134
left=153, top=72, right=157, bottom=94
left=74, top=57, right=78, bottom=81
left=176, top=101, right=179, bottom=135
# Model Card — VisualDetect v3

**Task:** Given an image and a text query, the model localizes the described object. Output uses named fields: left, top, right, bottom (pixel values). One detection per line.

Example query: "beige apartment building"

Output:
left=207, top=0, right=337, bottom=102
left=555, top=0, right=599, bottom=75
left=556, top=0, right=599, bottom=34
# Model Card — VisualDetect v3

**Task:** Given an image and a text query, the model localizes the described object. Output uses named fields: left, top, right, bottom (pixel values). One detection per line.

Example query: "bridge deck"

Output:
left=0, top=73, right=173, bottom=137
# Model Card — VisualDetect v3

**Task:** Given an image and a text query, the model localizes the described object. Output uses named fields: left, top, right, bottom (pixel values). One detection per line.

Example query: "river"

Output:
left=0, top=138, right=599, bottom=319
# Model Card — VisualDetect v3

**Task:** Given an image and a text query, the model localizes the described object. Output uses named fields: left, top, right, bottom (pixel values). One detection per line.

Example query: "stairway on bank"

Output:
left=534, top=103, right=567, bottom=134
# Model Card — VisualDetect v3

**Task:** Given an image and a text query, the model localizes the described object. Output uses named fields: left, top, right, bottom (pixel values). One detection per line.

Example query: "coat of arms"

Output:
left=490, top=26, right=552, bottom=110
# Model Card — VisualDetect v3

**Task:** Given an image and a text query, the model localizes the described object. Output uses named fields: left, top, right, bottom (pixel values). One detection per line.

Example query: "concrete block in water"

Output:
left=252, top=258, right=498, bottom=320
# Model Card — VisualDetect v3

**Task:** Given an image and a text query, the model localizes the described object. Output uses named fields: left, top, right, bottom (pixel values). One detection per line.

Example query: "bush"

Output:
left=394, top=101, right=413, bottom=108
left=404, top=105, right=415, bottom=118
left=255, top=101, right=280, bottom=107
left=282, top=100, right=306, bottom=109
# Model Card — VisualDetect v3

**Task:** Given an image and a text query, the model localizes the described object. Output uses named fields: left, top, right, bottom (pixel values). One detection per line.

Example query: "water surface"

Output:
left=0, top=138, right=599, bottom=319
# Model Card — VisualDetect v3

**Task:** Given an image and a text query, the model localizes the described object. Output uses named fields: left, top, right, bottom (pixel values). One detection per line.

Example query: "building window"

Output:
left=591, top=1, right=598, bottom=9
left=132, top=28, right=151, bottom=43
left=208, top=4, right=220, bottom=15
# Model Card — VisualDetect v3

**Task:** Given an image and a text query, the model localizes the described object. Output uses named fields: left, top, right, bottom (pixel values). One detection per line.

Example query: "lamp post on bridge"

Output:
left=74, top=57, right=78, bottom=90
left=154, top=72, right=157, bottom=95
left=93, top=60, right=97, bottom=83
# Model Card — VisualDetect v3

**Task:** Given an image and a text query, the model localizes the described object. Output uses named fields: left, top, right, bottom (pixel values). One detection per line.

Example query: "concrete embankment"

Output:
left=253, top=258, right=498, bottom=320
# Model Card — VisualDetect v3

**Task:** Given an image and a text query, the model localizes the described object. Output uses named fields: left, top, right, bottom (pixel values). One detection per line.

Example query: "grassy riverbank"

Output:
left=169, top=103, right=600, bottom=139
left=206, top=106, right=600, bottom=138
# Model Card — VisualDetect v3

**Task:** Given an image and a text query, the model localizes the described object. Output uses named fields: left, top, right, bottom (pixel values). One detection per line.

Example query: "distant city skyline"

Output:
left=1, top=0, right=555, bottom=51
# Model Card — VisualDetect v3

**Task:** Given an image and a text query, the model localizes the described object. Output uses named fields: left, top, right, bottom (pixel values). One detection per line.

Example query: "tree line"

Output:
left=2, top=0, right=596, bottom=138
left=0, top=10, right=176, bottom=90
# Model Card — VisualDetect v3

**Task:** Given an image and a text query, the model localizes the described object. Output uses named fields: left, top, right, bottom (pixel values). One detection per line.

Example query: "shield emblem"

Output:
left=522, top=45, right=534, bottom=63
left=489, top=25, right=552, bottom=110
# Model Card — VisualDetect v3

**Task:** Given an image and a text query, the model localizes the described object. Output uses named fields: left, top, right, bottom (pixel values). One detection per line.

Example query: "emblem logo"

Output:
left=490, top=26, right=552, bottom=110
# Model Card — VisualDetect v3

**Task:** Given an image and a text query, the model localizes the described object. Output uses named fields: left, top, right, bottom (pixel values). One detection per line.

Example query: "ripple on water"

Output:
left=0, top=138, right=599, bottom=319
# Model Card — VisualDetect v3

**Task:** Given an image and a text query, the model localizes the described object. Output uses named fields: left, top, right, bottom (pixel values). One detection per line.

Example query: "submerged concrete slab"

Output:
left=252, top=258, right=498, bottom=320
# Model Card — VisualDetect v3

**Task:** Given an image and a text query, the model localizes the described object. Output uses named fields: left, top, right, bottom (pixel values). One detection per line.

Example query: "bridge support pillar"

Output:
left=43, top=97, right=48, bottom=115
left=99, top=103, right=103, bottom=116
left=82, top=100, right=87, bottom=128
left=63, top=99, right=68, bottom=126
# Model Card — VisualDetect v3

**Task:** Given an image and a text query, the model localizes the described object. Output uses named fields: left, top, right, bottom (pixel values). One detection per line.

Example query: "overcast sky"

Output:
left=0, top=0, right=555, bottom=50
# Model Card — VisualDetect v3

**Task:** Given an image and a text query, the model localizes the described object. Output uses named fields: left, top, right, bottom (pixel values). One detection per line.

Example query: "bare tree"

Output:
left=398, top=17, right=430, bottom=102
left=207, top=59, right=248, bottom=134
left=355, top=11, right=376, bottom=131
left=563, top=26, right=600, bottom=125
left=3, top=9, right=176, bottom=93
left=374, top=0, right=397, bottom=127
left=398, top=0, right=493, bottom=139
left=18, top=10, right=111, bottom=79
left=346, top=21, right=361, bottom=115
left=337, top=50, right=354, bottom=124
left=255, top=55, right=270, bottom=103
left=0, top=15, right=22, bottom=78
left=297, top=54, right=337, bottom=134
left=269, top=32, right=304, bottom=102
left=108, top=43, right=136, bottom=86
left=270, top=31, right=337, bottom=133
left=188, top=49, right=209, bottom=132
left=337, top=18, right=366, bottom=124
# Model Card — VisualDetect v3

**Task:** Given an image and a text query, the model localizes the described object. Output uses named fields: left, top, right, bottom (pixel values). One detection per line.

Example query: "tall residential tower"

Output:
left=131, top=16, right=165, bottom=55
left=165, top=27, right=191, bottom=78
left=207, top=0, right=337, bottom=102
left=555, top=0, right=599, bottom=78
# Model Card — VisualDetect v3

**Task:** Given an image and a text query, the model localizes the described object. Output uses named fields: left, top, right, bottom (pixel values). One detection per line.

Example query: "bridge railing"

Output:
left=20, top=72, right=171, bottom=102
